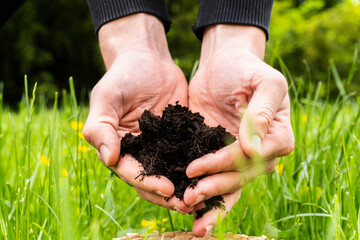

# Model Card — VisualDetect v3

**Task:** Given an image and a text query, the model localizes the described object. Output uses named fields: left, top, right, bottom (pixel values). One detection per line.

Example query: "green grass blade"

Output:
left=0, top=204, right=8, bottom=240
left=0, top=82, right=3, bottom=160
left=95, top=205, right=125, bottom=233
left=217, top=213, right=224, bottom=240
left=189, top=60, right=199, bottom=80
left=346, top=45, right=359, bottom=85
left=32, top=220, right=50, bottom=239
left=330, top=59, right=346, bottom=97
left=69, top=77, right=78, bottom=110
left=31, top=191, right=61, bottom=228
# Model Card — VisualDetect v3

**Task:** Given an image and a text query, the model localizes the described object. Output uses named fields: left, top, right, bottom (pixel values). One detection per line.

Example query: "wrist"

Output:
left=98, top=13, right=171, bottom=68
left=200, top=25, right=266, bottom=65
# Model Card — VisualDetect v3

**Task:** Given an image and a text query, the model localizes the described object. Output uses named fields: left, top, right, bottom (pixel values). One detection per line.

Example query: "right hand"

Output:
left=184, top=25, right=295, bottom=236
left=83, top=14, right=192, bottom=213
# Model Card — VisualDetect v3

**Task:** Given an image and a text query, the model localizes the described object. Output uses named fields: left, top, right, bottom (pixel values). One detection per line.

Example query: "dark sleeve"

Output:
left=86, top=0, right=171, bottom=35
left=193, top=0, right=274, bottom=40
left=0, top=0, right=26, bottom=29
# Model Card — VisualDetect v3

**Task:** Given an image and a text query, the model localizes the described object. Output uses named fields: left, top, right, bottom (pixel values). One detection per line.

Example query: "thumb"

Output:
left=239, top=72, right=288, bottom=158
left=83, top=85, right=122, bottom=167
left=83, top=121, right=120, bottom=166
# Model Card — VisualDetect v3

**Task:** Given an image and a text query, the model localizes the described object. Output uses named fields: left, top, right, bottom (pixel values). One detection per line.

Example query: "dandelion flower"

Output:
left=71, top=121, right=84, bottom=131
left=60, top=168, right=68, bottom=177
left=77, top=131, right=85, bottom=139
left=141, top=219, right=157, bottom=230
left=301, top=114, right=308, bottom=123
left=40, top=155, right=50, bottom=166
left=276, top=163, right=284, bottom=175
left=78, top=145, right=89, bottom=153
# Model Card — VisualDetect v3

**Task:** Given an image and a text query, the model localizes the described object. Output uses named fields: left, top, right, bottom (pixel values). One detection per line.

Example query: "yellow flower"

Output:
left=78, top=145, right=89, bottom=153
left=276, top=163, right=284, bottom=175
left=60, top=168, right=68, bottom=177
left=71, top=121, right=84, bottom=131
left=301, top=114, right=308, bottom=123
left=40, top=155, right=50, bottom=166
left=141, top=219, right=157, bottom=230
left=141, top=218, right=168, bottom=232
left=77, top=131, right=85, bottom=139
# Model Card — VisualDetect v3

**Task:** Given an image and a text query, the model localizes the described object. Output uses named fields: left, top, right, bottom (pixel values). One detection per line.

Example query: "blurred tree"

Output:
left=0, top=0, right=358, bottom=104
left=268, top=1, right=360, bottom=96
left=0, top=0, right=103, bottom=105
left=166, top=0, right=201, bottom=80
left=0, top=0, right=25, bottom=28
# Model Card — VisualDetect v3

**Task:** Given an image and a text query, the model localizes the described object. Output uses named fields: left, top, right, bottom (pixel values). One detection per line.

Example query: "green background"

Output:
left=0, top=0, right=359, bottom=104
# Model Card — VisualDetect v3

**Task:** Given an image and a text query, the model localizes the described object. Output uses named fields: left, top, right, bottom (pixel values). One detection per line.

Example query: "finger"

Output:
left=83, top=83, right=124, bottom=166
left=192, top=190, right=242, bottom=237
left=184, top=172, right=249, bottom=207
left=239, top=69, right=288, bottom=158
left=83, top=121, right=120, bottom=166
left=261, top=96, right=295, bottom=159
left=135, top=188, right=194, bottom=214
left=186, top=141, right=246, bottom=178
left=113, top=155, right=175, bottom=198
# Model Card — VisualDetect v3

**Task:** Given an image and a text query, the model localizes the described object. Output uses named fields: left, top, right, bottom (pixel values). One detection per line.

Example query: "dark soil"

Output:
left=195, top=196, right=226, bottom=219
left=120, top=103, right=235, bottom=212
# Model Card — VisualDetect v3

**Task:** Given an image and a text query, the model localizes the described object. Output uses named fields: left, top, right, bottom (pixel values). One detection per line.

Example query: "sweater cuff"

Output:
left=193, top=0, right=274, bottom=41
left=86, top=0, right=171, bottom=36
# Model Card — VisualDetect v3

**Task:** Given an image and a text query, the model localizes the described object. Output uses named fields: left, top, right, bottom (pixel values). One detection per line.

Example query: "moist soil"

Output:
left=120, top=103, right=235, bottom=215
left=116, top=231, right=268, bottom=240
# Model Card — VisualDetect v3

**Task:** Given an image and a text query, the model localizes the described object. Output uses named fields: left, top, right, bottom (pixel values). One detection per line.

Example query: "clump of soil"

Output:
left=120, top=103, right=235, bottom=209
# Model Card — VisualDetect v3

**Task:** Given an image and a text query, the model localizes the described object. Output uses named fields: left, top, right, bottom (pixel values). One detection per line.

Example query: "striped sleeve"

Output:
left=86, top=0, right=171, bottom=35
left=193, top=0, right=274, bottom=40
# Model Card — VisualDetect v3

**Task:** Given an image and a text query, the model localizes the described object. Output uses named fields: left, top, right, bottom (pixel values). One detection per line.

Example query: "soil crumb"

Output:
left=120, top=103, right=235, bottom=202
left=195, top=196, right=226, bottom=219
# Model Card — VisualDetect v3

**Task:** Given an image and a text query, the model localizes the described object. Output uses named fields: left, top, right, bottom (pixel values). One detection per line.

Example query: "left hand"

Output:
left=184, top=25, right=295, bottom=237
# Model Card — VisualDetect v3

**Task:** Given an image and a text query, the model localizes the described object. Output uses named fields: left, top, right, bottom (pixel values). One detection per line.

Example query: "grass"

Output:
left=0, top=58, right=360, bottom=239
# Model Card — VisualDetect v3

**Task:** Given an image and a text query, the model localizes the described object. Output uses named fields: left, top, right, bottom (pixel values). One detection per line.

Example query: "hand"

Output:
left=83, top=14, right=192, bottom=213
left=184, top=25, right=295, bottom=236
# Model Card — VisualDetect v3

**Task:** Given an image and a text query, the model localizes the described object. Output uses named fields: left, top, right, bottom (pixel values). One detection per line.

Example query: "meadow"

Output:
left=0, top=57, right=360, bottom=240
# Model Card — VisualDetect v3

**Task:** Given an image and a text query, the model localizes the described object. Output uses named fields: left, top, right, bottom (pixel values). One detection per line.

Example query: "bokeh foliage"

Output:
left=0, top=0, right=359, bottom=103
left=268, top=0, right=360, bottom=96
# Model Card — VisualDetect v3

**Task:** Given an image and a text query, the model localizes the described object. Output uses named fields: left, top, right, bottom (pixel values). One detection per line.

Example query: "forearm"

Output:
left=200, top=25, right=266, bottom=66
left=98, top=13, right=171, bottom=68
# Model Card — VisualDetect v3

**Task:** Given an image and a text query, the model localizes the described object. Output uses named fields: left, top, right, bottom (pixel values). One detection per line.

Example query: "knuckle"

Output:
left=255, top=108, right=274, bottom=130
left=90, top=83, right=102, bottom=98
left=271, top=71, right=288, bottom=93
left=232, top=177, right=243, bottom=192
left=136, top=179, right=148, bottom=191
left=218, top=149, right=237, bottom=172
left=266, top=159, right=277, bottom=174
left=82, top=125, right=92, bottom=142
left=90, top=81, right=112, bottom=100
left=135, top=188, right=145, bottom=199
left=285, top=136, right=295, bottom=155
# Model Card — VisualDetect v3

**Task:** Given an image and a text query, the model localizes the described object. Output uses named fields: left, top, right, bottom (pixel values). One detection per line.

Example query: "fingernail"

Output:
left=250, top=135, right=262, bottom=154
left=191, top=194, right=206, bottom=207
left=155, top=190, right=171, bottom=198
left=100, top=145, right=110, bottom=165
left=188, top=170, right=204, bottom=178
left=173, top=207, right=188, bottom=215
left=205, top=225, right=213, bottom=235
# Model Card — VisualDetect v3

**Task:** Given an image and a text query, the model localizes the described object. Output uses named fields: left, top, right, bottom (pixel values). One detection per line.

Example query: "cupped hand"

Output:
left=185, top=25, right=295, bottom=236
left=83, top=14, right=192, bottom=213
